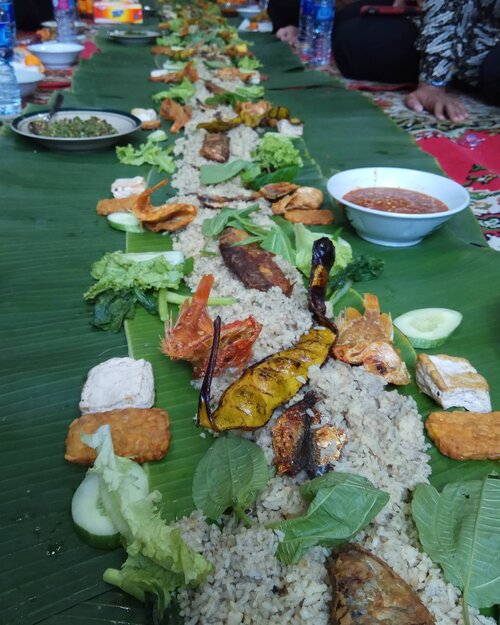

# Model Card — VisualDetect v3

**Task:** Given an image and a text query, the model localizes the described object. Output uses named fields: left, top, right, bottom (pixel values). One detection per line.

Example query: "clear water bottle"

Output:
left=53, top=0, right=77, bottom=43
left=297, top=0, right=315, bottom=62
left=309, top=0, right=334, bottom=67
left=0, top=3, right=21, bottom=120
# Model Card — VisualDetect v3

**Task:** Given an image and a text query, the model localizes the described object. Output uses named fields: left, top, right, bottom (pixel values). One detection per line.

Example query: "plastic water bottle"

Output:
left=297, top=0, right=315, bottom=61
left=53, top=0, right=77, bottom=43
left=309, top=0, right=334, bottom=67
left=0, top=2, right=21, bottom=120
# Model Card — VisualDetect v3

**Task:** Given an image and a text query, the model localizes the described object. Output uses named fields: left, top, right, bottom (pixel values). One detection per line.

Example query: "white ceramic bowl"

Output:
left=27, top=42, right=84, bottom=69
left=41, top=20, right=87, bottom=33
left=13, top=66, right=44, bottom=97
left=327, top=167, right=470, bottom=247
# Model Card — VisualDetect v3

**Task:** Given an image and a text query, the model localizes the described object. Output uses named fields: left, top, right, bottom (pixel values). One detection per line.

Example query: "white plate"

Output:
left=10, top=108, right=141, bottom=152
left=107, top=29, right=161, bottom=46
left=327, top=167, right=470, bottom=247
left=237, top=18, right=273, bottom=32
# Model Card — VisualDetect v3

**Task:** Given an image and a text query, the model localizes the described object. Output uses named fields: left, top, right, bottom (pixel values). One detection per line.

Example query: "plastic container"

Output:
left=93, top=2, right=143, bottom=24
left=297, top=0, right=315, bottom=61
left=0, top=4, right=21, bottom=119
left=309, top=0, right=334, bottom=67
left=54, top=0, right=78, bottom=43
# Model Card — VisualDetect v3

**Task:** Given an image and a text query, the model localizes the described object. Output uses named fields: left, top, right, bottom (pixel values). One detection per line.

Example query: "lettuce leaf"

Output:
left=84, top=252, right=184, bottom=300
left=152, top=77, right=196, bottom=104
left=253, top=134, right=302, bottom=172
left=294, top=223, right=352, bottom=277
left=116, top=135, right=176, bottom=173
left=237, top=56, right=262, bottom=70
left=85, top=426, right=212, bottom=618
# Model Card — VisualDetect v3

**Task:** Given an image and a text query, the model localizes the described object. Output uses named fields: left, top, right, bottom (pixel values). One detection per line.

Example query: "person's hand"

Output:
left=404, top=83, right=468, bottom=122
left=276, top=26, right=298, bottom=46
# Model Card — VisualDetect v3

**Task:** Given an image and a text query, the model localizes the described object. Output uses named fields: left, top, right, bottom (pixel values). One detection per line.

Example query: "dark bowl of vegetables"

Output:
left=10, top=109, right=142, bottom=152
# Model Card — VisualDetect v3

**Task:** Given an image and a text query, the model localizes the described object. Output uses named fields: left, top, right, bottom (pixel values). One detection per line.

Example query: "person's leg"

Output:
left=332, top=0, right=420, bottom=83
left=479, top=42, right=500, bottom=106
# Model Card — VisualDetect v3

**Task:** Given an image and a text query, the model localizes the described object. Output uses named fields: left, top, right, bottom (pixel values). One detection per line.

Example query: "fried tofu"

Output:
left=425, top=410, right=500, bottom=461
left=65, top=407, right=171, bottom=465
left=80, top=357, right=155, bottom=414
left=416, top=354, right=491, bottom=412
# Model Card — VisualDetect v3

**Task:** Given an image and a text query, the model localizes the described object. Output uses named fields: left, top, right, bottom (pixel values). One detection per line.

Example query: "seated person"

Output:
left=267, top=0, right=500, bottom=121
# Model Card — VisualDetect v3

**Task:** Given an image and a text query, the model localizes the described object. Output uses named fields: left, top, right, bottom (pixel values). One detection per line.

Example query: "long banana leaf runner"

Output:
left=0, top=20, right=498, bottom=625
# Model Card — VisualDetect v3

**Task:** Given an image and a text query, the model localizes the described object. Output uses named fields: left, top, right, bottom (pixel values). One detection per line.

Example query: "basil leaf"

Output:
left=270, top=472, right=389, bottom=565
left=199, top=159, right=251, bottom=185
left=192, top=436, right=270, bottom=523
left=245, top=165, right=300, bottom=191
left=259, top=218, right=296, bottom=265
left=411, top=476, right=500, bottom=615
left=201, top=205, right=259, bottom=238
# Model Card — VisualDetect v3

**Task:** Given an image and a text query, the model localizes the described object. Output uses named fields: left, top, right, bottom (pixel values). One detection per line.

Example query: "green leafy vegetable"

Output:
left=201, top=205, right=263, bottom=239
left=243, top=164, right=301, bottom=191
left=237, top=56, right=262, bottom=70
left=91, top=290, right=137, bottom=332
left=253, top=134, right=302, bottom=172
left=84, top=251, right=185, bottom=301
left=116, top=133, right=176, bottom=173
left=412, top=477, right=500, bottom=624
left=234, top=85, right=264, bottom=101
left=269, top=472, right=389, bottom=565
left=258, top=217, right=295, bottom=265
left=294, top=223, right=352, bottom=277
left=199, top=159, right=251, bottom=185
left=155, top=33, right=183, bottom=46
left=192, top=436, right=270, bottom=525
left=204, top=59, right=230, bottom=70
left=152, top=77, right=196, bottom=104
left=83, top=426, right=212, bottom=620
left=329, top=255, right=385, bottom=292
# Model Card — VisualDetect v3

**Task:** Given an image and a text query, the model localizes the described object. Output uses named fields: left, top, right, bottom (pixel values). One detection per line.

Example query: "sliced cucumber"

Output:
left=107, top=212, right=143, bottom=234
left=123, top=250, right=184, bottom=265
left=393, top=308, right=462, bottom=348
left=71, top=473, right=120, bottom=550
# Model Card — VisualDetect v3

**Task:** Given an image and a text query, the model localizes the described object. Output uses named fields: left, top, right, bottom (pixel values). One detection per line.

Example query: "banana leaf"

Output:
left=0, top=12, right=498, bottom=625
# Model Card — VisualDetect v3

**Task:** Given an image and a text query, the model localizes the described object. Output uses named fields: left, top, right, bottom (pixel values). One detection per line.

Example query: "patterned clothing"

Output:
left=417, top=0, right=500, bottom=86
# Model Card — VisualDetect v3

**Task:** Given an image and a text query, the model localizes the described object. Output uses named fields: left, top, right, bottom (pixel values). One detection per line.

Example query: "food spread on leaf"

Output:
left=62, top=4, right=499, bottom=625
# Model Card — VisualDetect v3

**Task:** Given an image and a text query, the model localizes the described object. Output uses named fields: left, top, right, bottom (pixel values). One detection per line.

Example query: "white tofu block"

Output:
left=416, top=354, right=491, bottom=413
left=80, top=357, right=155, bottom=414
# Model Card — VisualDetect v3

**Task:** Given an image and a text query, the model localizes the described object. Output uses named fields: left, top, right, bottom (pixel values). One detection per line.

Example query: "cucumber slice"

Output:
left=71, top=473, right=120, bottom=550
left=393, top=308, right=462, bottom=348
left=107, top=212, right=143, bottom=234
left=123, top=250, right=184, bottom=265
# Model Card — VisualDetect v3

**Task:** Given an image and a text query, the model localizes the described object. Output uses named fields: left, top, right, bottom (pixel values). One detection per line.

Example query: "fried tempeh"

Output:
left=327, top=544, right=435, bottom=625
left=96, top=195, right=140, bottom=215
left=200, top=132, right=230, bottom=163
left=284, top=209, right=334, bottom=225
left=425, top=410, right=500, bottom=460
left=65, top=407, right=171, bottom=465
left=219, top=227, right=293, bottom=296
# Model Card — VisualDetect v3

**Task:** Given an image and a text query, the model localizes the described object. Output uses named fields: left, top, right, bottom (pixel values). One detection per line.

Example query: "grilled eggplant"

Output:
left=219, top=227, right=293, bottom=296
left=308, top=237, right=337, bottom=334
left=198, top=326, right=336, bottom=431
left=327, top=544, right=435, bottom=625
left=272, top=392, right=346, bottom=478
left=200, top=132, right=230, bottom=163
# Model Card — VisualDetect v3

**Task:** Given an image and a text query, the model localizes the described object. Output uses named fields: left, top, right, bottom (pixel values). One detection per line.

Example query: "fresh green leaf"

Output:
left=411, top=476, right=500, bottom=618
left=156, top=33, right=183, bottom=47
left=84, top=251, right=185, bottom=300
left=199, top=159, right=251, bottom=185
left=329, top=255, right=385, bottom=292
left=201, top=205, right=260, bottom=238
left=269, top=472, right=389, bottom=565
left=91, top=289, right=137, bottom=333
left=259, top=219, right=296, bottom=265
left=294, top=223, right=352, bottom=277
left=253, top=134, right=302, bottom=172
left=234, top=85, right=265, bottom=101
left=245, top=165, right=301, bottom=190
left=237, top=56, right=262, bottom=70
left=192, top=436, right=270, bottom=524
left=116, top=138, right=175, bottom=173
left=204, top=59, right=230, bottom=70
left=152, top=78, right=196, bottom=104
left=133, top=288, right=158, bottom=316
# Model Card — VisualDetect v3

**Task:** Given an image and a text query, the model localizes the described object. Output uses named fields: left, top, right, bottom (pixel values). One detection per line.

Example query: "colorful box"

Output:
left=93, top=2, right=143, bottom=24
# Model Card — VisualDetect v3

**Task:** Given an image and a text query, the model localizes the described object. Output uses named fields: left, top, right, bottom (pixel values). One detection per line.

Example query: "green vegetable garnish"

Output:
left=253, top=134, right=302, bottom=172
left=412, top=476, right=500, bottom=625
left=116, top=132, right=176, bottom=173
left=192, top=436, right=270, bottom=526
left=237, top=56, right=262, bottom=70
left=293, top=223, right=352, bottom=278
left=268, top=472, right=389, bottom=565
left=30, top=115, right=117, bottom=138
left=152, top=77, right=196, bottom=104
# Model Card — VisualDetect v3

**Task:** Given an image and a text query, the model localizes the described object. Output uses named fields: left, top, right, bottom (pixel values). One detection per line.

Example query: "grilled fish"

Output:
left=200, top=132, right=230, bottom=163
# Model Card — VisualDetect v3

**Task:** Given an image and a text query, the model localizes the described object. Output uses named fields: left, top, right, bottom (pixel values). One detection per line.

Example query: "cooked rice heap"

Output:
left=164, top=58, right=493, bottom=625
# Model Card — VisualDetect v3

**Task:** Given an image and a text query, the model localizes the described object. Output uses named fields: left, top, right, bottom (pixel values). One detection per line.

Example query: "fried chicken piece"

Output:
left=133, top=180, right=197, bottom=232
left=150, top=61, right=199, bottom=84
left=200, top=132, right=230, bottom=163
left=96, top=195, right=140, bottom=215
left=219, top=227, right=293, bottom=296
left=425, top=410, right=500, bottom=461
left=258, top=182, right=299, bottom=201
left=159, top=98, right=192, bottom=133
left=65, top=407, right=171, bottom=465
left=215, top=67, right=255, bottom=82
left=272, top=186, right=323, bottom=214
left=327, top=544, right=435, bottom=625
left=284, top=209, right=334, bottom=225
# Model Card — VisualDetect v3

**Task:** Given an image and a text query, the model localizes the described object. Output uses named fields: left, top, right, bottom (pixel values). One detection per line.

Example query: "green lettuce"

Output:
left=233, top=85, right=265, bottom=101
left=152, top=77, right=196, bottom=104
left=85, top=426, right=212, bottom=619
left=84, top=251, right=184, bottom=301
left=254, top=134, right=302, bottom=172
left=294, top=223, right=352, bottom=277
left=116, top=132, right=176, bottom=173
left=237, top=56, right=262, bottom=70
